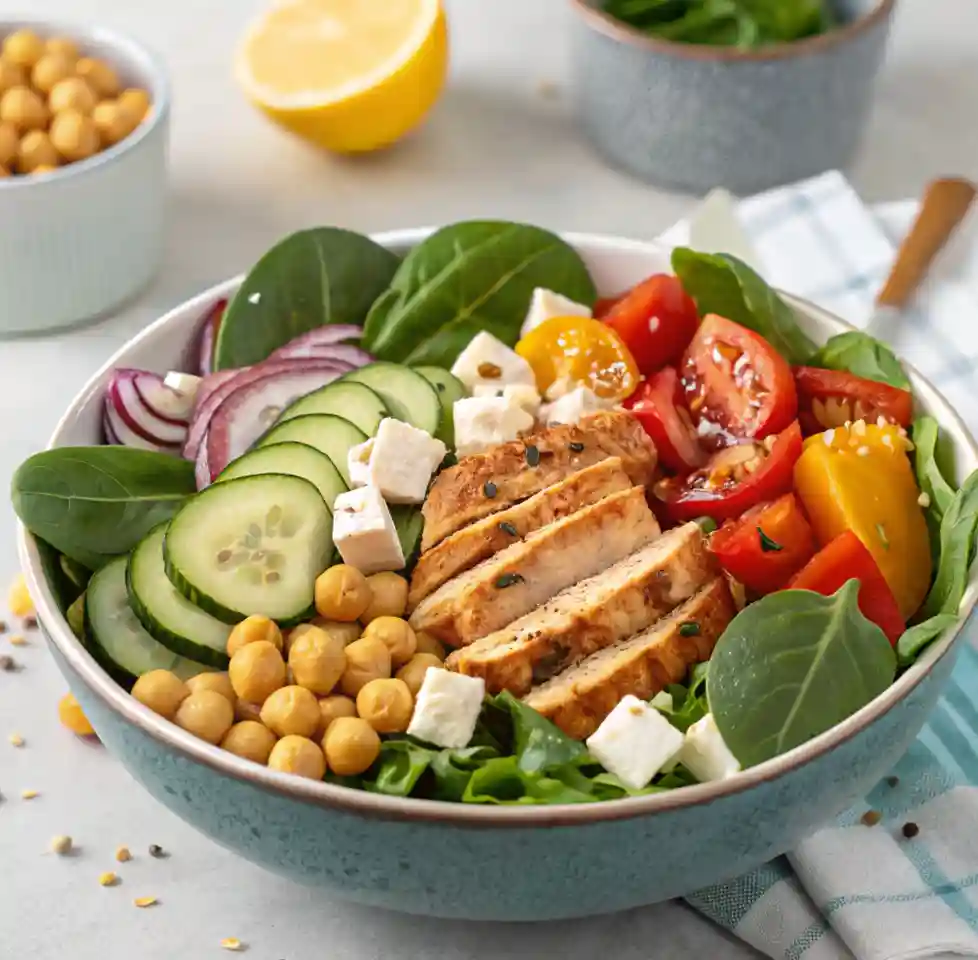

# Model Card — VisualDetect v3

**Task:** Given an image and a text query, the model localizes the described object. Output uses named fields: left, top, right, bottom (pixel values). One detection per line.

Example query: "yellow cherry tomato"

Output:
left=516, top=316, right=639, bottom=402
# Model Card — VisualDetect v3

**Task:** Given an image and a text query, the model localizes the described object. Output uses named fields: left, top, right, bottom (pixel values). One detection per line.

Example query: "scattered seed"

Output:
left=679, top=622, right=700, bottom=637
left=148, top=844, right=167, bottom=859
left=477, top=361, right=502, bottom=380
left=902, top=821, right=920, bottom=839
left=8, top=575, right=34, bottom=618
left=0, top=654, right=15, bottom=671
left=497, top=521, right=519, bottom=537
left=9, top=732, right=24, bottom=747
left=116, top=846, right=132, bottom=863
left=21, top=789, right=38, bottom=800
left=134, top=897, right=158, bottom=908
left=918, top=492, right=931, bottom=508
left=99, top=871, right=119, bottom=887
left=569, top=441, right=584, bottom=452
left=23, top=616, right=37, bottom=630
left=0, top=619, right=7, bottom=633
left=8, top=634, right=26, bottom=647
left=856, top=446, right=870, bottom=457
left=524, top=444, right=541, bottom=467
left=483, top=481, right=497, bottom=499
left=861, top=809, right=882, bottom=826
left=221, top=938, right=246, bottom=952
left=886, top=775, right=900, bottom=787
left=495, top=573, right=526, bottom=589
left=50, top=835, right=73, bottom=855
left=217, top=549, right=232, bottom=563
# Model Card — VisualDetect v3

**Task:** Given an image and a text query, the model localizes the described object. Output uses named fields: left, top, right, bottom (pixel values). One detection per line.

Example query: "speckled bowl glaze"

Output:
left=569, top=0, right=896, bottom=194
left=20, top=231, right=978, bottom=922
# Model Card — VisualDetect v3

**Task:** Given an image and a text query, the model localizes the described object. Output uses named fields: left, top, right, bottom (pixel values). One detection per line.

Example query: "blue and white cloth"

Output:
left=660, top=171, right=978, bottom=960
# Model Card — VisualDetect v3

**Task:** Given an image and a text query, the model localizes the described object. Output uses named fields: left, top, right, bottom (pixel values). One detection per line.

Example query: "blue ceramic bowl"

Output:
left=20, top=231, right=978, bottom=922
left=569, top=0, right=897, bottom=194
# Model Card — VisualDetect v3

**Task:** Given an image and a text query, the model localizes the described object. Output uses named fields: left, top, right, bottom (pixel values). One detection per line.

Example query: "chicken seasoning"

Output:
left=483, top=481, right=497, bottom=499
left=679, top=621, right=700, bottom=637
left=568, top=441, right=585, bottom=452
left=497, top=521, right=519, bottom=537
left=495, top=573, right=526, bottom=589
left=524, top=444, right=541, bottom=467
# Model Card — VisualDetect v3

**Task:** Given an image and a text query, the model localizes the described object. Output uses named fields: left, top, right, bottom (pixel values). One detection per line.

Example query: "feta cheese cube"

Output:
left=521, top=287, right=592, bottom=337
left=450, top=332, right=536, bottom=394
left=540, top=386, right=610, bottom=426
left=407, top=668, right=486, bottom=749
left=161, top=371, right=201, bottom=419
left=472, top=383, right=542, bottom=418
left=332, top=485, right=404, bottom=574
left=586, top=695, right=684, bottom=790
left=453, top=396, right=535, bottom=458
left=347, top=418, right=446, bottom=504
left=678, top=714, right=741, bottom=783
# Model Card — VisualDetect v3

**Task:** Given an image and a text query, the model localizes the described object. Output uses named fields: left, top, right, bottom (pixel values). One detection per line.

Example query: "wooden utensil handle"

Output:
left=876, top=177, right=977, bottom=309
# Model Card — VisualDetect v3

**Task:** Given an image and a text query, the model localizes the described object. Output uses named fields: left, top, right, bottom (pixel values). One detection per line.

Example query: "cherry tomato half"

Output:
left=625, top=367, right=705, bottom=473
left=793, top=366, right=913, bottom=435
left=593, top=295, right=621, bottom=319
left=601, top=274, right=700, bottom=374
left=788, top=530, right=904, bottom=645
left=709, top=493, right=816, bottom=596
left=655, top=421, right=803, bottom=524
left=681, top=314, right=797, bottom=447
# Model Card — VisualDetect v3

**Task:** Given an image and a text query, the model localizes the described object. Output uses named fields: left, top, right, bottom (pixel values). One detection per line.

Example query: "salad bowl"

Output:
left=18, top=230, right=978, bottom=921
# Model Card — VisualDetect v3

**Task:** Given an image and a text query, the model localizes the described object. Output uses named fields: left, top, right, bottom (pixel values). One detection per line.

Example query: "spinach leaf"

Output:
left=365, top=739, right=435, bottom=797
left=655, top=662, right=711, bottom=732
left=34, top=536, right=84, bottom=613
left=912, top=417, right=958, bottom=521
left=214, top=228, right=399, bottom=370
left=671, top=248, right=816, bottom=364
left=484, top=690, right=588, bottom=774
left=462, top=757, right=595, bottom=805
left=808, top=331, right=910, bottom=390
left=12, top=448, right=196, bottom=570
left=709, top=581, right=896, bottom=767
left=363, top=221, right=596, bottom=367
left=920, top=470, right=978, bottom=619
left=896, top=614, right=958, bottom=668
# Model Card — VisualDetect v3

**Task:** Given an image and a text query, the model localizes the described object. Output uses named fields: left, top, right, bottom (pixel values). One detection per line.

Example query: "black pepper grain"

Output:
left=148, top=844, right=168, bottom=859
left=524, top=445, right=541, bottom=467
left=886, top=775, right=900, bottom=788
left=569, top=441, right=584, bottom=452
left=902, top=821, right=919, bottom=839
left=0, top=655, right=15, bottom=672
left=483, top=481, right=497, bottom=499
left=498, top=521, right=519, bottom=537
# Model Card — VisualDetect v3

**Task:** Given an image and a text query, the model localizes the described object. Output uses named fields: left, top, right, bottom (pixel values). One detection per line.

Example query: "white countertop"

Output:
left=2, top=1, right=977, bottom=957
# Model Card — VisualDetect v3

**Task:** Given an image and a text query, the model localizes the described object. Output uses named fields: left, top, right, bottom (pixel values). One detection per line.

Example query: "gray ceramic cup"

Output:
left=570, top=0, right=896, bottom=194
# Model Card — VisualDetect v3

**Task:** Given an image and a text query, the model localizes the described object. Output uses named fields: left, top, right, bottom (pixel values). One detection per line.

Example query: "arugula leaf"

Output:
left=920, top=469, right=978, bottom=619
left=808, top=331, right=910, bottom=390
left=671, top=248, right=816, bottom=364
left=896, top=614, right=958, bottom=668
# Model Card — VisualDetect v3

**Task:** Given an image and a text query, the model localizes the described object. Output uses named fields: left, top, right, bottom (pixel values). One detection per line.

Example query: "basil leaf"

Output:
left=920, top=469, right=978, bottom=619
left=363, top=221, right=596, bottom=367
left=912, top=417, right=957, bottom=521
left=896, top=614, right=958, bottom=668
left=671, top=248, right=816, bottom=364
left=12, top=448, right=196, bottom=570
left=709, top=581, right=896, bottom=767
left=214, top=228, right=399, bottom=370
left=808, top=331, right=910, bottom=390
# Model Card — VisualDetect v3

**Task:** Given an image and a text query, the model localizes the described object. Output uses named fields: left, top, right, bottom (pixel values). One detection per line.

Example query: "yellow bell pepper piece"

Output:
left=794, top=420, right=931, bottom=619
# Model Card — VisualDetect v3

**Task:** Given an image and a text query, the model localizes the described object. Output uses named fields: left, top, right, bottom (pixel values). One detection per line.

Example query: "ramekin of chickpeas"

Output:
left=0, top=21, right=168, bottom=335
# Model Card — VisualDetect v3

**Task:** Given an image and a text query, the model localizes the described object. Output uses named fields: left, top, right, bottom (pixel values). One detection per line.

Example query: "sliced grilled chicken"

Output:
left=446, top=522, right=715, bottom=696
left=523, top=578, right=735, bottom=740
left=410, top=486, right=660, bottom=647
left=421, top=411, right=656, bottom=551
left=408, top=458, right=633, bottom=611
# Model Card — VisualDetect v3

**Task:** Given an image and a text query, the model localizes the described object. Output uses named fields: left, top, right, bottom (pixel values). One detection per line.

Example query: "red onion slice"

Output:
left=105, top=401, right=182, bottom=453
left=266, top=325, right=363, bottom=362
left=107, top=371, right=188, bottom=448
left=193, top=299, right=227, bottom=376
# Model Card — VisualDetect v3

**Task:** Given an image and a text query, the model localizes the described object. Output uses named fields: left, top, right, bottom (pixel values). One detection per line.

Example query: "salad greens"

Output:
left=363, top=222, right=596, bottom=367
left=652, top=661, right=710, bottom=732
left=709, top=581, right=896, bottom=767
left=920, top=470, right=978, bottom=621
left=808, top=332, right=910, bottom=390
left=913, top=417, right=958, bottom=523
left=896, top=614, right=958, bottom=669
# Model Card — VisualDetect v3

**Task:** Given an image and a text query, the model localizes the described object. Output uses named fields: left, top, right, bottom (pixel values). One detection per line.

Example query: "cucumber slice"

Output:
left=257, top=414, right=364, bottom=487
left=413, top=366, right=467, bottom=445
left=391, top=505, right=424, bottom=572
left=277, top=381, right=388, bottom=436
left=343, top=362, right=441, bottom=435
left=128, top=525, right=233, bottom=668
left=164, top=474, right=333, bottom=625
left=84, top=555, right=209, bottom=687
left=217, top=442, right=344, bottom=522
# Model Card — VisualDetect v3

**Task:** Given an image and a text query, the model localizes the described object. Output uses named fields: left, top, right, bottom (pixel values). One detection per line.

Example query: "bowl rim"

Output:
left=20, top=227, right=978, bottom=828
left=568, top=0, right=895, bottom=63
left=0, top=18, right=170, bottom=191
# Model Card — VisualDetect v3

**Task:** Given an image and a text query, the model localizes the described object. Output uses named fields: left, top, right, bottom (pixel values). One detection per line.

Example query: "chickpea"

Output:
left=2, top=30, right=44, bottom=69
left=0, top=59, right=26, bottom=95
left=317, top=695, right=357, bottom=737
left=16, top=129, right=58, bottom=172
left=339, top=636, right=391, bottom=697
left=267, top=734, right=325, bottom=780
left=186, top=672, right=236, bottom=706
left=45, top=37, right=79, bottom=63
left=323, top=717, right=381, bottom=776
left=131, top=669, right=189, bottom=719
left=360, top=572, right=408, bottom=623
left=356, top=679, right=413, bottom=734
left=311, top=618, right=361, bottom=646
left=227, top=614, right=282, bottom=658
left=395, top=654, right=444, bottom=697
left=48, top=77, right=97, bottom=115
left=0, top=121, right=17, bottom=167
left=234, top=699, right=263, bottom=723
left=259, top=685, right=321, bottom=738
left=31, top=163, right=58, bottom=174
left=414, top=631, right=446, bottom=661
left=31, top=53, right=73, bottom=94
left=221, top=721, right=276, bottom=764
left=287, top=624, right=346, bottom=695
left=91, top=100, right=131, bottom=147
left=315, top=564, right=371, bottom=622
left=49, top=109, right=99, bottom=162
left=229, top=640, right=286, bottom=704
left=75, top=56, right=120, bottom=98
left=0, top=86, right=48, bottom=132
left=118, top=87, right=150, bottom=124
left=361, top=616, right=416, bottom=668
left=174, top=690, right=234, bottom=745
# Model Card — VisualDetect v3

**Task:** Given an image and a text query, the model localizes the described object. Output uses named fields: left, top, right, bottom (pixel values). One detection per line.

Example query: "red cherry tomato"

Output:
left=788, top=530, right=904, bottom=645
left=593, top=295, right=621, bottom=318
left=601, top=274, right=700, bottom=373
left=655, top=421, right=803, bottom=524
left=625, top=368, right=706, bottom=473
left=681, top=314, right=797, bottom=447
left=793, top=367, right=913, bottom=435
left=709, top=493, right=817, bottom=595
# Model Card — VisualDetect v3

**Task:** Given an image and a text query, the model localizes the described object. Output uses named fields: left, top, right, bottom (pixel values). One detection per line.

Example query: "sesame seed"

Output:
left=116, top=846, right=132, bottom=863
left=221, top=938, right=246, bottom=952
left=8, top=732, right=24, bottom=747
left=861, top=809, right=882, bottom=826
left=134, top=897, right=158, bottom=908
left=882, top=434, right=893, bottom=448
left=853, top=419, right=866, bottom=436
left=918, top=492, right=931, bottom=508
left=50, top=835, right=73, bottom=855
left=902, top=821, right=920, bottom=839
left=823, top=429, right=835, bottom=446
left=877, top=415, right=887, bottom=427
left=857, top=446, right=870, bottom=457
left=21, top=789, right=38, bottom=800
left=99, top=872, right=119, bottom=887
left=8, top=635, right=26, bottom=647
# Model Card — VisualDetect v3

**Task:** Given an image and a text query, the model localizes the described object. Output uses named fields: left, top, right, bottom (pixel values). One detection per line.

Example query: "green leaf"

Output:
left=462, top=756, right=595, bottom=805
left=920, top=469, right=978, bottom=619
left=484, top=690, right=588, bottom=774
left=709, top=581, right=896, bottom=767
left=364, top=739, right=435, bottom=797
left=11, top=448, right=197, bottom=570
left=671, top=248, right=816, bottom=364
left=808, top=331, right=911, bottom=389
left=655, top=662, right=710, bottom=732
left=363, top=221, right=596, bottom=368
left=912, top=417, right=957, bottom=520
left=213, top=228, right=399, bottom=369
left=896, top=614, right=958, bottom=668
left=66, top=592, right=86, bottom=639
